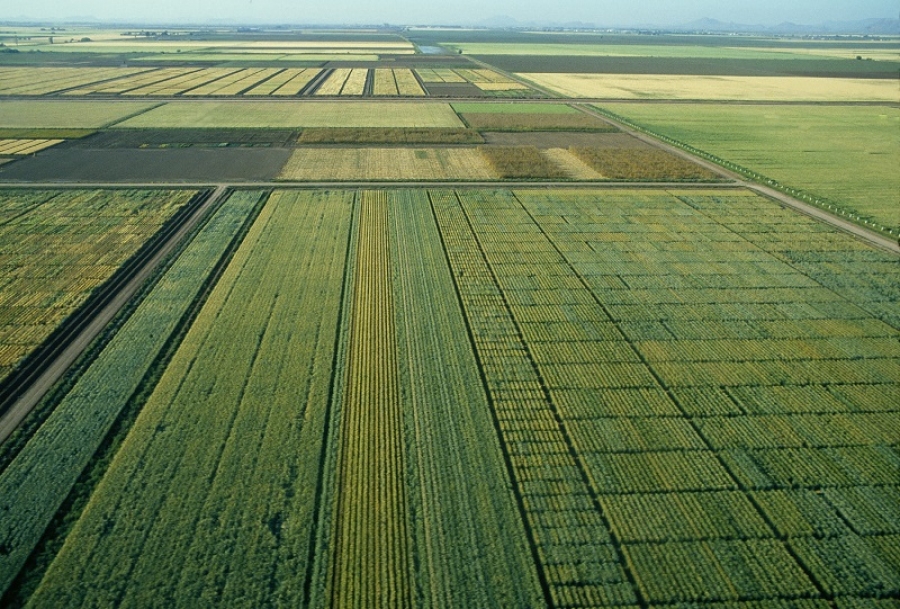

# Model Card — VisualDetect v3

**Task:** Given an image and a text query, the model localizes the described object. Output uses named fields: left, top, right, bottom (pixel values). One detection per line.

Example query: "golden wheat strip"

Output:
left=314, top=68, right=351, bottom=96
left=373, top=69, right=399, bottom=96
left=10, top=139, right=63, bottom=155
left=328, top=191, right=413, bottom=608
left=340, top=69, right=368, bottom=96
left=393, top=69, right=424, bottom=96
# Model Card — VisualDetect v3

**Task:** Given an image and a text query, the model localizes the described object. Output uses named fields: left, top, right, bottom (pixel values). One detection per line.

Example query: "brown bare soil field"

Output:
left=0, top=148, right=290, bottom=181
left=73, top=129, right=299, bottom=148
left=423, top=83, right=486, bottom=97
left=482, top=131, right=646, bottom=149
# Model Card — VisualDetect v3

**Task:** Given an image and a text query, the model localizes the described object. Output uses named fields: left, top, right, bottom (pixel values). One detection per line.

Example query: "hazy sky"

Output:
left=1, top=0, right=896, bottom=26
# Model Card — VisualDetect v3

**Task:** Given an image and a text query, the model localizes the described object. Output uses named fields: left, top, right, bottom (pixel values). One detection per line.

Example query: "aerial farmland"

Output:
left=0, top=16, right=897, bottom=609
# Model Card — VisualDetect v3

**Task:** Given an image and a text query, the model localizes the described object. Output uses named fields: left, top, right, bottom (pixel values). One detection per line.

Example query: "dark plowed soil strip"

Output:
left=0, top=148, right=291, bottom=182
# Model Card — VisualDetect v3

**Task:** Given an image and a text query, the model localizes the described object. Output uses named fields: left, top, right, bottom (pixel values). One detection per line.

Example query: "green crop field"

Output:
left=0, top=189, right=264, bottom=599
left=0, top=189, right=196, bottom=384
left=115, top=101, right=466, bottom=128
left=5, top=187, right=897, bottom=607
left=598, top=103, right=900, bottom=232
left=453, top=102, right=617, bottom=131
left=0, top=101, right=159, bottom=129
left=444, top=42, right=853, bottom=60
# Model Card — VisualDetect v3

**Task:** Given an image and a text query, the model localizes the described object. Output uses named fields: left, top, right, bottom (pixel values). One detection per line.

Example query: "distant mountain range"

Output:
left=673, top=17, right=900, bottom=35
left=475, top=16, right=900, bottom=36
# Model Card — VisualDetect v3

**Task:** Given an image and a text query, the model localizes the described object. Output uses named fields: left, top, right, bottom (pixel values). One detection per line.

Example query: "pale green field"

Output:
left=115, top=101, right=466, bottom=128
left=444, top=42, right=846, bottom=60
left=0, top=101, right=159, bottom=129
left=601, top=103, right=900, bottom=231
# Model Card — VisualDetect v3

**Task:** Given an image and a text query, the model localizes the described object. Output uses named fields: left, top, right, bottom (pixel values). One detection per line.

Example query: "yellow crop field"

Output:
left=116, top=101, right=465, bottom=128
left=520, top=73, right=899, bottom=101
left=270, top=69, right=321, bottom=96
left=394, top=69, right=425, bottom=96
left=278, top=148, right=496, bottom=180
left=327, top=191, right=414, bottom=607
left=122, top=68, right=240, bottom=96
left=242, top=69, right=296, bottom=95
left=0, top=67, right=150, bottom=96
left=340, top=69, right=369, bottom=96
left=182, top=68, right=280, bottom=96
left=0, top=139, right=63, bottom=155
left=64, top=68, right=198, bottom=95
left=541, top=148, right=605, bottom=179
left=373, top=69, right=425, bottom=96
left=314, top=68, right=352, bottom=95
left=373, top=69, right=399, bottom=95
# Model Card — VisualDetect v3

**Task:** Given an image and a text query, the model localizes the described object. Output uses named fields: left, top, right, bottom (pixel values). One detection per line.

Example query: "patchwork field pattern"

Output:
left=115, top=101, right=465, bottom=128
left=9, top=188, right=898, bottom=607
left=0, top=67, right=152, bottom=96
left=0, top=189, right=195, bottom=384
left=0, top=65, right=532, bottom=98
left=0, top=190, right=264, bottom=596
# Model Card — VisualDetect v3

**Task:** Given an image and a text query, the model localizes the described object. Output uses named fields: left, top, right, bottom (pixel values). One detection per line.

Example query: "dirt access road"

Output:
left=0, top=185, right=229, bottom=444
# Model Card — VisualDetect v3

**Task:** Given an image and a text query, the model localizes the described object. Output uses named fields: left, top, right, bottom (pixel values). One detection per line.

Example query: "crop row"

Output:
left=441, top=188, right=899, bottom=603
left=24, top=190, right=352, bottom=606
left=0, top=139, right=63, bottom=155
left=5, top=187, right=896, bottom=606
left=243, top=67, right=320, bottom=96
left=295, top=127, right=482, bottom=144
left=325, top=191, right=413, bottom=607
left=0, top=189, right=264, bottom=597
left=0, top=66, right=538, bottom=98
left=431, top=189, right=639, bottom=606
left=570, top=147, right=721, bottom=181
left=372, top=69, right=425, bottom=96
left=0, top=67, right=149, bottom=95
left=386, top=190, right=542, bottom=606
left=0, top=189, right=195, bottom=384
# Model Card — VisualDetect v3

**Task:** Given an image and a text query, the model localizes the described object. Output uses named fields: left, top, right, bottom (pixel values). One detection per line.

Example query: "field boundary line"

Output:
left=0, top=186, right=225, bottom=444
left=511, top=190, right=832, bottom=602
left=427, top=190, right=555, bottom=607
left=578, top=104, right=899, bottom=253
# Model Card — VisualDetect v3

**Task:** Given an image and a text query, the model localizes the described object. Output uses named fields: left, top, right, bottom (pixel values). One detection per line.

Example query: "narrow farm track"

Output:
left=0, top=185, right=227, bottom=444
left=328, top=190, right=414, bottom=608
